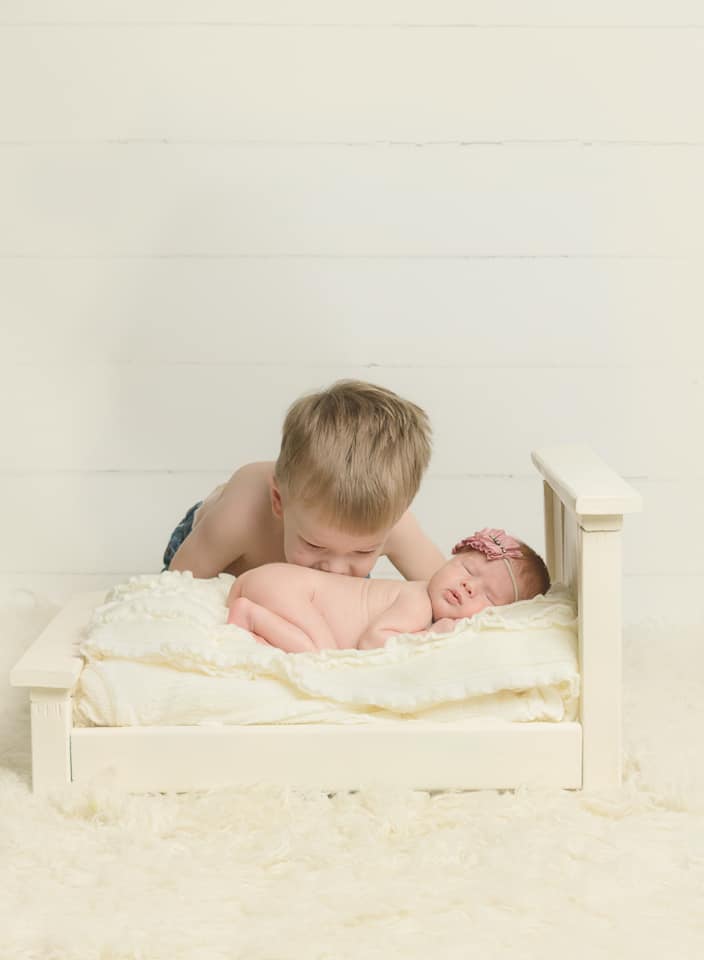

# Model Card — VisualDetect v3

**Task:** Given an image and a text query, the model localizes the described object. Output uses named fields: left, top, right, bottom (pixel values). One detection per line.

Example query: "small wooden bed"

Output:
left=11, top=445, right=641, bottom=794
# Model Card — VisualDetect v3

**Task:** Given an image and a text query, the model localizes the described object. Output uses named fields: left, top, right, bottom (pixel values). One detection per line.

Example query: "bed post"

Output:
left=29, top=689, right=73, bottom=792
left=577, top=516, right=625, bottom=789
left=10, top=598, right=87, bottom=793
left=533, top=446, right=642, bottom=791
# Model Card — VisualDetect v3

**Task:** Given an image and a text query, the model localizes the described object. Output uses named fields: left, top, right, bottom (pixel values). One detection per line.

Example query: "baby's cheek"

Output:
left=467, top=597, right=490, bottom=616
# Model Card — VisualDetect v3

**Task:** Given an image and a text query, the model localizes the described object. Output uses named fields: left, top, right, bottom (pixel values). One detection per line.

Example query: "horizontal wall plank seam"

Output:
left=3, top=140, right=704, bottom=148
left=0, top=254, right=683, bottom=261
left=1, top=363, right=700, bottom=372
left=3, top=23, right=704, bottom=30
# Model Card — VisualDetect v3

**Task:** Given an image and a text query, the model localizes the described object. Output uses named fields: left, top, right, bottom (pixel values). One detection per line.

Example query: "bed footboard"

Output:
left=532, top=445, right=642, bottom=789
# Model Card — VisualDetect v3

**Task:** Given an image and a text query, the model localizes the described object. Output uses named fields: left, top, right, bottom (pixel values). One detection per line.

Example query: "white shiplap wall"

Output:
left=1, top=1, right=703, bottom=624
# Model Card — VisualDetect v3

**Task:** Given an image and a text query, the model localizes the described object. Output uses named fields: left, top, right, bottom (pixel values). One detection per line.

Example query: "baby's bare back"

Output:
left=233, top=564, right=425, bottom=649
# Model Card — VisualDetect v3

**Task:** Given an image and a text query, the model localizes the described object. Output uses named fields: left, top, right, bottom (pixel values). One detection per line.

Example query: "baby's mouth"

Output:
left=444, top=588, right=461, bottom=605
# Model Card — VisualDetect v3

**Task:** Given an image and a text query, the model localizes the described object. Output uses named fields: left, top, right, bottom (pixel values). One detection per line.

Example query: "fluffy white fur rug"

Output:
left=1, top=591, right=702, bottom=960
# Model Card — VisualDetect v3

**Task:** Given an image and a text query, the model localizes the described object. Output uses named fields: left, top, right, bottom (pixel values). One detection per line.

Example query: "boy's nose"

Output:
left=321, top=558, right=349, bottom=575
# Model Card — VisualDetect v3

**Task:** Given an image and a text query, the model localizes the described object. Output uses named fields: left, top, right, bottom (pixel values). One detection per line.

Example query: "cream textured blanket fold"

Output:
left=74, top=571, right=579, bottom=726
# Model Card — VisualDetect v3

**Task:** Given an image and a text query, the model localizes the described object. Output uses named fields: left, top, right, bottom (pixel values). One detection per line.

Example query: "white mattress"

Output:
left=74, top=571, right=580, bottom=727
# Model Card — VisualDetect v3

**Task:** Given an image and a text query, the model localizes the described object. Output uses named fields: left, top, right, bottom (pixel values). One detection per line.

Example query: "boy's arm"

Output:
left=384, top=510, right=445, bottom=581
left=169, top=509, right=244, bottom=578
left=169, top=467, right=268, bottom=577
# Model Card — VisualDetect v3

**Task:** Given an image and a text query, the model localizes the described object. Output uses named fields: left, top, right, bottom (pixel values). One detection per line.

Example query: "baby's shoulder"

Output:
left=239, top=562, right=309, bottom=591
left=371, top=577, right=427, bottom=608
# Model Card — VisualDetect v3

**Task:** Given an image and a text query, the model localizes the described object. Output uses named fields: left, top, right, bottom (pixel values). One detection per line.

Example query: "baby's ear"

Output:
left=270, top=478, right=284, bottom=518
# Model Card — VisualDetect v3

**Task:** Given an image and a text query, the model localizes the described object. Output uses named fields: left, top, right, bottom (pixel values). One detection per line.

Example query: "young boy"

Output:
left=164, top=380, right=445, bottom=581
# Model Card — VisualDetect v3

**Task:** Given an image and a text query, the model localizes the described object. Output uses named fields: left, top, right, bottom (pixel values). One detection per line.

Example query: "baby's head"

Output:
left=427, top=528, right=550, bottom=621
left=271, top=380, right=432, bottom=577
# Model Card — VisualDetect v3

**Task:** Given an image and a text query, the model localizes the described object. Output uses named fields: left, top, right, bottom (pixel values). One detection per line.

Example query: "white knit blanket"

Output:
left=74, top=571, right=579, bottom=726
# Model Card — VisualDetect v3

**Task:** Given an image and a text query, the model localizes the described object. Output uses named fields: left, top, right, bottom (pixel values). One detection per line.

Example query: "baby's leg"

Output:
left=228, top=597, right=316, bottom=653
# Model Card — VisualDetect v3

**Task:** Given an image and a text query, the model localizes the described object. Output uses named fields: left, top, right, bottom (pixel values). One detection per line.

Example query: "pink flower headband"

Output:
left=452, top=528, right=523, bottom=601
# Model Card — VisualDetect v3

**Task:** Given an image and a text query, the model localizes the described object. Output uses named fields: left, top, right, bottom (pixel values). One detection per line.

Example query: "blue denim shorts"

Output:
left=162, top=501, right=203, bottom=570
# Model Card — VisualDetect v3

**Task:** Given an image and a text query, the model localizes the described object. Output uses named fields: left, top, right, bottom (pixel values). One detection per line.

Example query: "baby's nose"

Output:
left=461, top=579, right=474, bottom=595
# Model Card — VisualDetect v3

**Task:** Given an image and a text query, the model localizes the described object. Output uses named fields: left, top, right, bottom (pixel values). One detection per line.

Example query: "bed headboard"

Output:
left=531, top=445, right=642, bottom=789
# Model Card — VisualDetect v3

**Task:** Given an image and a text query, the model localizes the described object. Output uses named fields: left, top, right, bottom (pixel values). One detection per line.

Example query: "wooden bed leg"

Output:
left=578, top=518, right=623, bottom=790
left=30, top=689, right=72, bottom=793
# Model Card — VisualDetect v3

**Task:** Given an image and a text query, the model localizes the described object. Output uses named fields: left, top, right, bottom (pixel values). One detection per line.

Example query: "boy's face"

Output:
left=272, top=486, right=388, bottom=577
left=427, top=549, right=516, bottom=620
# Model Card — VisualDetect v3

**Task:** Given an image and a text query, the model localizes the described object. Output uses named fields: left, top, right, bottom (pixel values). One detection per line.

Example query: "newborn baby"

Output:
left=227, top=528, right=550, bottom=653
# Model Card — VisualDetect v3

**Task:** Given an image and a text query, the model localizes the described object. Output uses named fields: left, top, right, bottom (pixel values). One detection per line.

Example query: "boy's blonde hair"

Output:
left=275, top=380, right=432, bottom=533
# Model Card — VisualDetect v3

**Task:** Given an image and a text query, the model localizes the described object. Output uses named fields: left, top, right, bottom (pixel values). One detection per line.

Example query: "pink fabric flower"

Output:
left=452, top=528, right=523, bottom=561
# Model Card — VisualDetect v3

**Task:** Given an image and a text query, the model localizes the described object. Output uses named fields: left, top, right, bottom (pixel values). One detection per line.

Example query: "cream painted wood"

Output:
left=10, top=593, right=87, bottom=689
left=11, top=593, right=98, bottom=793
left=29, top=689, right=73, bottom=792
left=543, top=481, right=564, bottom=585
left=577, top=524, right=624, bottom=789
left=531, top=445, right=643, bottom=519
left=534, top=445, right=642, bottom=788
left=543, top=481, right=557, bottom=582
left=10, top=446, right=640, bottom=793
left=70, top=723, right=582, bottom=793
left=2, top=21, right=703, bottom=142
left=9, top=593, right=88, bottom=794
left=4, top=1, right=704, bottom=27
left=2, top=259, right=702, bottom=370
left=562, top=511, right=581, bottom=594
left=4, top=146, right=702, bottom=258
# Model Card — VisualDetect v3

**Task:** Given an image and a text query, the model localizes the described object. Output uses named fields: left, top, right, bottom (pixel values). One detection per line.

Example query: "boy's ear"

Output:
left=270, top=478, right=284, bottom=518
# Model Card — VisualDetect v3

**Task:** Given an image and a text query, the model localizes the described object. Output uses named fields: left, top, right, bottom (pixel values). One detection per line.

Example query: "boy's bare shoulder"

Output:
left=223, top=461, right=276, bottom=498
left=193, top=461, right=277, bottom=557
left=201, top=462, right=273, bottom=521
